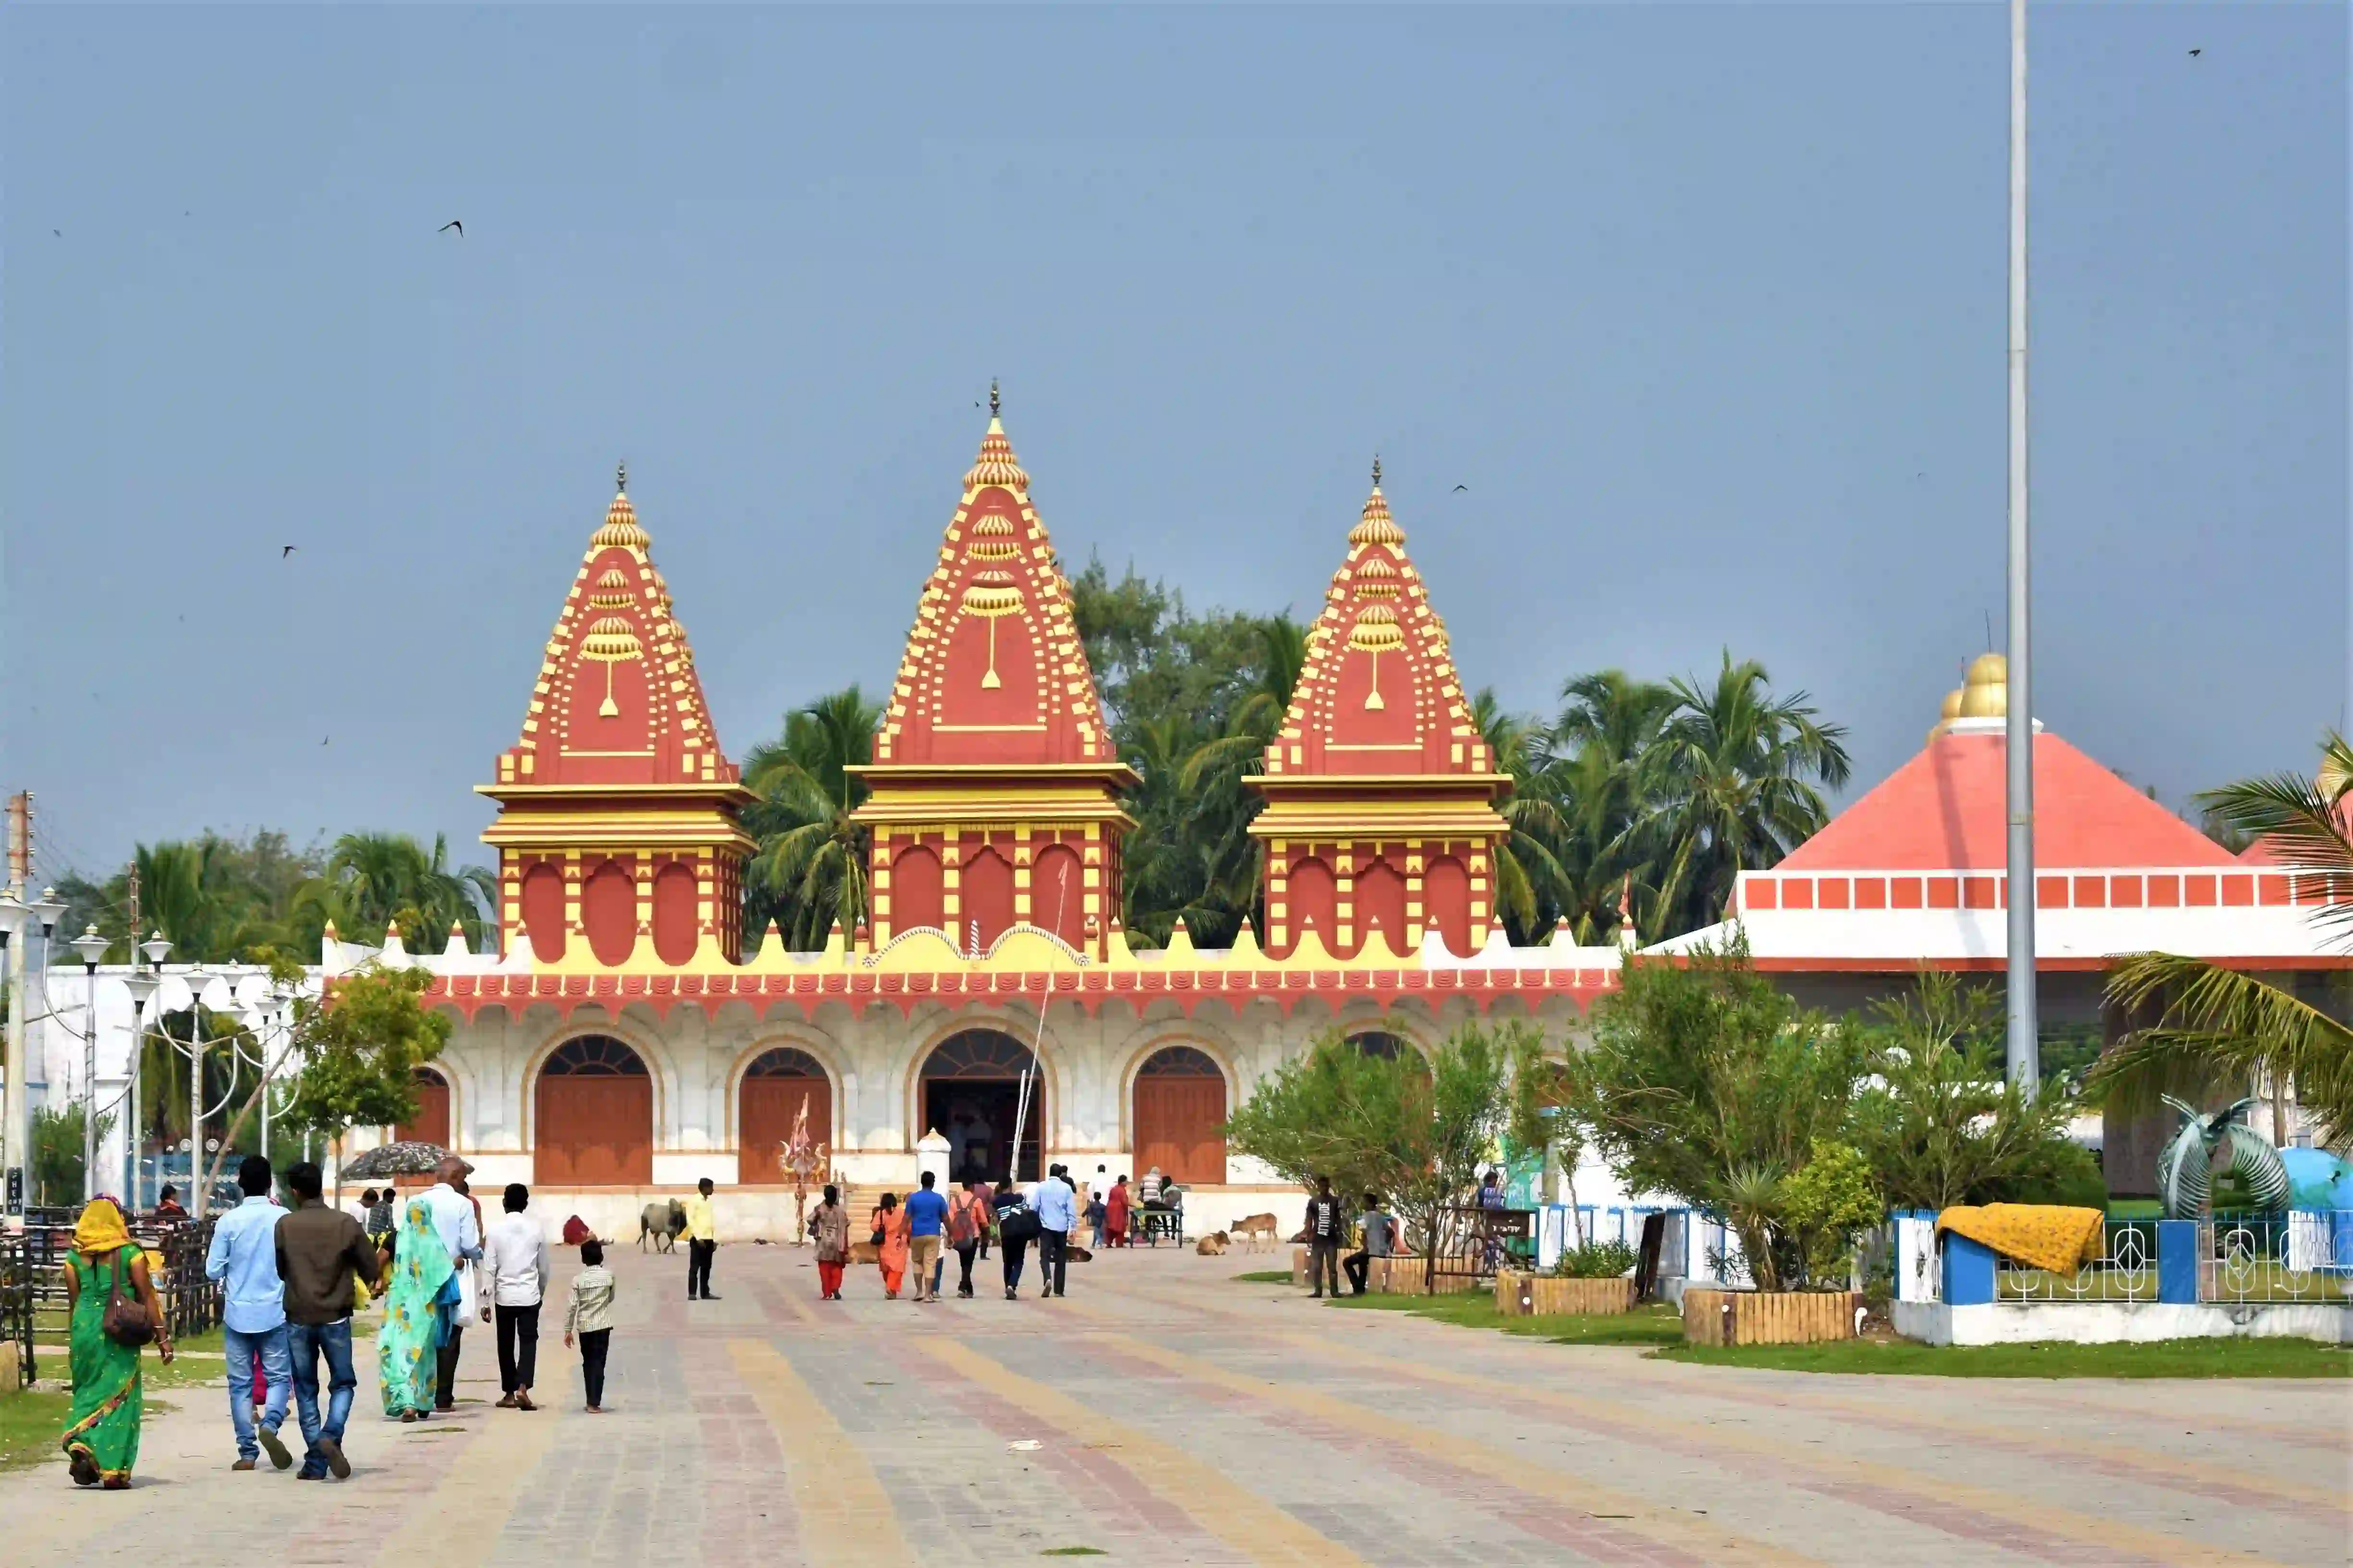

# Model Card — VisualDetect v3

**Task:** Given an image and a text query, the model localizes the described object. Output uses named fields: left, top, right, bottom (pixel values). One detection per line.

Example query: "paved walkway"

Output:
left=3, top=1242, right=2345, bottom=1565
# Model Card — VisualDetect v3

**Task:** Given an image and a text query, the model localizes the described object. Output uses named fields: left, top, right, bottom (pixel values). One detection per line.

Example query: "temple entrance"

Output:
left=535, top=1035, right=653, bottom=1186
left=1132, top=1046, right=1226, bottom=1185
left=920, top=1030, right=1043, bottom=1184
left=739, top=1047, right=831, bottom=1187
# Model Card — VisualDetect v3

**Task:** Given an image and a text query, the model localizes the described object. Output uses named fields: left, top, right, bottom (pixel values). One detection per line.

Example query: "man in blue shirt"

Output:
left=903, top=1170, right=950, bottom=1303
left=1032, top=1163, right=1079, bottom=1300
left=205, top=1154, right=293, bottom=1470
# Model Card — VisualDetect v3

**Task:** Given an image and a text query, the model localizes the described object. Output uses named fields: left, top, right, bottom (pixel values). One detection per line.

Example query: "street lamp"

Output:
left=122, top=967, right=161, bottom=1211
left=68, top=927, right=109, bottom=1203
left=0, top=891, right=26, bottom=1212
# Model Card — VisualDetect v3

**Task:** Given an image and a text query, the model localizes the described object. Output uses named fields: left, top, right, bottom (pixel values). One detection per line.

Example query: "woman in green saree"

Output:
left=378, top=1196, right=454, bottom=1422
left=61, top=1197, right=173, bottom=1488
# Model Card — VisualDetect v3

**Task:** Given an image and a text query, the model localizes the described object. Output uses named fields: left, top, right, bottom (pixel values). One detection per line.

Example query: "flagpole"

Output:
left=2004, top=0, right=2040, bottom=1091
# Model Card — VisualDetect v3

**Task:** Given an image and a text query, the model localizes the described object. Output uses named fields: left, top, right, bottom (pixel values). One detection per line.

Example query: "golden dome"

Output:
left=1348, top=603, right=1405, bottom=652
left=1940, top=689, right=1963, bottom=721
left=1956, top=653, right=2008, bottom=719
left=1353, top=556, right=1400, bottom=598
left=972, top=516, right=1015, bottom=536
left=1348, top=485, right=1405, bottom=548
left=963, top=393, right=1030, bottom=492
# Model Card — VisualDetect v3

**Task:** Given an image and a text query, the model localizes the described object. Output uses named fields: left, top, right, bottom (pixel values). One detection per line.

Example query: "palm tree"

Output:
left=2095, top=734, right=2353, bottom=1147
left=300, top=832, right=496, bottom=951
left=1468, top=690, right=1572, bottom=944
left=742, top=687, right=883, bottom=950
left=1523, top=671, right=1679, bottom=943
left=1638, top=653, right=1851, bottom=939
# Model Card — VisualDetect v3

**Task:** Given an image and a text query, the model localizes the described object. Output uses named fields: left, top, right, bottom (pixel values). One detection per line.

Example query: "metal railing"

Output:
left=2202, top=1211, right=2353, bottom=1305
left=1994, top=1218, right=2159, bottom=1304
left=0, top=1233, right=33, bottom=1387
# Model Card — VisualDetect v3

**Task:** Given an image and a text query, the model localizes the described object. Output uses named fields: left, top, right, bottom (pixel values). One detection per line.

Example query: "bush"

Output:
left=1980, top=1136, right=2107, bottom=1209
left=1551, top=1240, right=1638, bottom=1279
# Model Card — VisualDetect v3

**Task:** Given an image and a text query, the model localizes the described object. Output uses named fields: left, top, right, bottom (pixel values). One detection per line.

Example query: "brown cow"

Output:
left=1229, top=1213, right=1279, bottom=1250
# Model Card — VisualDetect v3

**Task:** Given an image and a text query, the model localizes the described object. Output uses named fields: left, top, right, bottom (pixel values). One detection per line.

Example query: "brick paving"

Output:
left=1, top=1242, right=2344, bottom=1566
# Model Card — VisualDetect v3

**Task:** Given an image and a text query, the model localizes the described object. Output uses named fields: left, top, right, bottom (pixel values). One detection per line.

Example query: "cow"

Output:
left=639, top=1198, right=688, bottom=1253
left=1229, top=1212, right=1279, bottom=1250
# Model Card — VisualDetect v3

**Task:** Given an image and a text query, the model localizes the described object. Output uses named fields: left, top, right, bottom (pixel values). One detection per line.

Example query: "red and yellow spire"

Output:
left=1249, top=461, right=1509, bottom=960
left=854, top=387, right=1134, bottom=960
left=480, top=466, right=753, bottom=968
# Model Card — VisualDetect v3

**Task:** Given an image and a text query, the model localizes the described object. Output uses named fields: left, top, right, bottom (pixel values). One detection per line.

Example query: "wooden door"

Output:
left=1134, top=1075, right=1226, bottom=1185
left=739, top=1078, right=832, bottom=1187
left=535, top=1077, right=653, bottom=1186
left=395, top=1073, right=450, bottom=1148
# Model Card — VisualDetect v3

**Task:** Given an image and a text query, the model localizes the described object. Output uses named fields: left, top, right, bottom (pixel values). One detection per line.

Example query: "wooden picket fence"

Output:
left=1682, top=1287, right=1862, bottom=1346
left=1493, top=1271, right=1637, bottom=1316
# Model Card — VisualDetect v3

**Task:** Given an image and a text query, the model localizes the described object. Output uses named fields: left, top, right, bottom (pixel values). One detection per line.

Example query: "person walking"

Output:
left=870, top=1192, right=910, bottom=1299
left=1105, top=1175, right=1131, bottom=1249
left=946, top=1179, right=983, bottom=1299
left=971, top=1179, right=995, bottom=1261
left=60, top=1197, right=172, bottom=1488
left=1033, top=1163, right=1077, bottom=1300
left=1343, top=1191, right=1397, bottom=1297
left=1304, top=1176, right=1346, bottom=1299
left=206, top=1154, right=293, bottom=1471
left=377, top=1197, right=454, bottom=1423
left=418, top=1158, right=482, bottom=1412
left=903, top=1172, right=949, bottom=1303
left=812, top=1185, right=850, bottom=1300
left=684, top=1176, right=719, bottom=1301
left=481, top=1182, right=550, bottom=1412
left=273, top=1161, right=380, bottom=1480
left=563, top=1239, right=617, bottom=1414
left=993, top=1182, right=1037, bottom=1300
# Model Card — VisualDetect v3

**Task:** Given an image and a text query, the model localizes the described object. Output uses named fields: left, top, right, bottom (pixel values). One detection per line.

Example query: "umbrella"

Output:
left=340, top=1141, right=450, bottom=1180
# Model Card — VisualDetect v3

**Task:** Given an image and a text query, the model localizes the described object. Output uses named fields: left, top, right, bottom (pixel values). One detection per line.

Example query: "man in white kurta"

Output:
left=419, top=1158, right=484, bottom=1411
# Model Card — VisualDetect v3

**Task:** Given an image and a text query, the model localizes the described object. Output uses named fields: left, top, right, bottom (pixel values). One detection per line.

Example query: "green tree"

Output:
left=1581, top=940, right=1865, bottom=1290
left=1639, top=653, right=1851, bottom=939
left=1850, top=968, right=2085, bottom=1211
left=280, top=965, right=453, bottom=1204
left=303, top=832, right=495, bottom=951
left=1778, top=1140, right=1883, bottom=1284
left=31, top=1102, right=113, bottom=1206
left=742, top=687, right=883, bottom=949
left=1223, top=1022, right=1525, bottom=1290
left=2092, top=734, right=2353, bottom=1147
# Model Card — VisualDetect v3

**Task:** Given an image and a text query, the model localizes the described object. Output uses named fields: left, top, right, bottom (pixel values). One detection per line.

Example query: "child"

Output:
left=562, top=1239, right=616, bottom=1413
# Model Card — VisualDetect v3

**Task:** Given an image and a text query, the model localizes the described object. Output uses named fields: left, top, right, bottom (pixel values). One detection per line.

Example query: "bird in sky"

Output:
left=439, top=219, right=463, bottom=236
left=1452, top=484, right=1468, bottom=493
left=53, top=229, right=61, bottom=238
left=2188, top=48, right=2202, bottom=58
left=321, top=736, right=330, bottom=746
left=281, top=545, right=297, bottom=558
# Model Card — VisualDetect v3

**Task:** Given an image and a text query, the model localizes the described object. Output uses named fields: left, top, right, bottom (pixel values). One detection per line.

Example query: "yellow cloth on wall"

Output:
left=1934, top=1204, right=2106, bottom=1277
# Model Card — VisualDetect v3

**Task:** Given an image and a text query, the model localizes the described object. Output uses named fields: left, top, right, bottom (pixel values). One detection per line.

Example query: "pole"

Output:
left=2004, top=0, right=2040, bottom=1091
left=1003, top=864, right=1071, bottom=1185
left=190, top=1008, right=205, bottom=1211
left=5, top=794, right=30, bottom=1210
left=124, top=870, right=139, bottom=1207
left=81, top=965, right=98, bottom=1202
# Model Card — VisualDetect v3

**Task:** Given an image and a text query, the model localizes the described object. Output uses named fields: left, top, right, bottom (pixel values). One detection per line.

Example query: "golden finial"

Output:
left=616, top=460, right=627, bottom=495
left=1371, top=454, right=1382, bottom=488
left=990, top=378, right=1001, bottom=419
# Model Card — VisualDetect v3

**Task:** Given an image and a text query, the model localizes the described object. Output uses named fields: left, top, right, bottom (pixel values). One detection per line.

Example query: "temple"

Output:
left=314, top=408, right=2341, bottom=1233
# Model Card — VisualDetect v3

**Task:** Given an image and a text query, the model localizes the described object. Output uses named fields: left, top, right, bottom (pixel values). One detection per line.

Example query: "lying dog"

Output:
left=1195, top=1230, right=1230, bottom=1256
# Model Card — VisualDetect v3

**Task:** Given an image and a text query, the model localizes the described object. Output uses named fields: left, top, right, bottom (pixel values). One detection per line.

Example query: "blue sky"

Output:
left=3, top=3, right=2343, bottom=884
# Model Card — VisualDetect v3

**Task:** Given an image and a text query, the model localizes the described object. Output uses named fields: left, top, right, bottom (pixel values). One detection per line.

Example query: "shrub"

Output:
left=1551, top=1239, right=1638, bottom=1279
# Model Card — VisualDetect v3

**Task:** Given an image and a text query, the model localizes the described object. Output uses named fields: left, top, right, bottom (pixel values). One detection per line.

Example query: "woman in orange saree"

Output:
left=871, top=1192, right=910, bottom=1299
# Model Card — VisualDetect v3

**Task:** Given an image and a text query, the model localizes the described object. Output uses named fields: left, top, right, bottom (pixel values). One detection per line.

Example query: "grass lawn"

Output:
left=1654, top=1336, right=2353, bottom=1378
left=1233, top=1270, right=1294, bottom=1285
left=1324, top=1290, right=1686, bottom=1347
left=0, top=1327, right=233, bottom=1474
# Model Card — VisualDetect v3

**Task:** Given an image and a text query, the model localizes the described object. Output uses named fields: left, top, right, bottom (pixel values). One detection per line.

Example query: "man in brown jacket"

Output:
left=811, top=1185, right=850, bottom=1300
left=275, top=1162, right=382, bottom=1481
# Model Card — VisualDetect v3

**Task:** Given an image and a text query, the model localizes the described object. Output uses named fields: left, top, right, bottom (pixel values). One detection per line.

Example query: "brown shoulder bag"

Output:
left=100, top=1246, right=157, bottom=1349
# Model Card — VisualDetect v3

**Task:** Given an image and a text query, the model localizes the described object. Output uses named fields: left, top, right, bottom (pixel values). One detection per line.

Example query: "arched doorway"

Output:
left=739, top=1046, right=831, bottom=1187
left=535, top=1035, right=653, bottom=1186
left=1347, top=1029, right=1408, bottom=1060
left=1132, top=1046, right=1226, bottom=1185
left=394, top=1067, right=450, bottom=1148
left=920, top=1030, right=1043, bottom=1184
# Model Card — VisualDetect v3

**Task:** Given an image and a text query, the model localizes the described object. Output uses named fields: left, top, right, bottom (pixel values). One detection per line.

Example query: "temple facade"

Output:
left=376, top=403, right=1617, bottom=1225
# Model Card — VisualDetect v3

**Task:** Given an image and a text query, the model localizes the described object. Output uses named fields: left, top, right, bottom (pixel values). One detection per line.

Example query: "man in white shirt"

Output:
left=481, top=1182, right=551, bottom=1411
left=420, top=1158, right=484, bottom=1411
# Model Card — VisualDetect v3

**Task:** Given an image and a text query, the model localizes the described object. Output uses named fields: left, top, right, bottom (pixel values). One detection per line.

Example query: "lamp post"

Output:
left=0, top=891, right=24, bottom=1210
left=68, top=927, right=109, bottom=1203
left=2, top=888, right=65, bottom=1214
left=175, top=965, right=206, bottom=1210
left=2004, top=0, right=2040, bottom=1091
left=122, top=965, right=162, bottom=1211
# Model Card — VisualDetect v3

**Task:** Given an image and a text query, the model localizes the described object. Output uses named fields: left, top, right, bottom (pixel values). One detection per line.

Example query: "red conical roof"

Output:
left=872, top=394, right=1116, bottom=769
left=1261, top=464, right=1498, bottom=783
left=491, top=467, right=738, bottom=789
